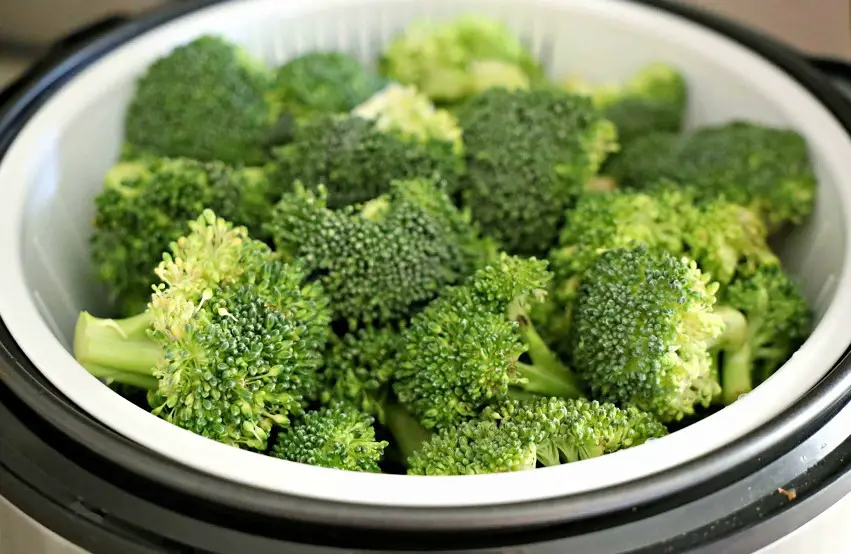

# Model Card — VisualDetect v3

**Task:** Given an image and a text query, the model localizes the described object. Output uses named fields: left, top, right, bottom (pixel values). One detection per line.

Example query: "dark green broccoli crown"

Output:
left=321, top=325, right=404, bottom=421
left=273, top=403, right=389, bottom=472
left=391, top=254, right=552, bottom=430
left=677, top=122, right=817, bottom=228
left=609, top=122, right=817, bottom=229
left=269, top=114, right=464, bottom=209
left=149, top=211, right=331, bottom=450
left=603, top=98, right=684, bottom=148
left=268, top=177, right=492, bottom=326
left=270, top=51, right=387, bottom=118
left=602, top=62, right=688, bottom=147
left=90, top=157, right=272, bottom=316
left=604, top=131, right=681, bottom=189
left=684, top=198, right=779, bottom=285
left=572, top=246, right=724, bottom=422
left=483, top=396, right=667, bottom=465
left=457, top=87, right=618, bottom=256
left=406, top=419, right=537, bottom=475
left=124, top=35, right=275, bottom=165
left=723, top=264, right=812, bottom=381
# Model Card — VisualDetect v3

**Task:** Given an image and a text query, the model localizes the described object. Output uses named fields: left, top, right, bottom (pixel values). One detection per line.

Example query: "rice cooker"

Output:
left=2, top=0, right=851, bottom=552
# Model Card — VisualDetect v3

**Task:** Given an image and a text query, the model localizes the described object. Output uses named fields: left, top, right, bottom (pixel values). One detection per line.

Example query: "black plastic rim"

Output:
left=2, top=0, right=851, bottom=551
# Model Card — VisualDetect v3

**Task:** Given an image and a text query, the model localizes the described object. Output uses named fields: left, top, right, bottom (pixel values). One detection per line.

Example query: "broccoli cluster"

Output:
left=77, top=16, right=816, bottom=476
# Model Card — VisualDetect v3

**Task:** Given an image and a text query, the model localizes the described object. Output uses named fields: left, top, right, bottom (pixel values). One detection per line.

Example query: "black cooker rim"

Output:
left=2, top=0, right=851, bottom=540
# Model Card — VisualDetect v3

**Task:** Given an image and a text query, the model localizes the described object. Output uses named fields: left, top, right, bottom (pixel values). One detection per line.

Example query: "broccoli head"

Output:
left=608, top=121, right=817, bottom=230
left=684, top=197, right=779, bottom=285
left=457, top=87, right=619, bottom=256
left=563, top=62, right=688, bottom=148
left=268, top=113, right=464, bottom=208
left=273, top=403, right=389, bottom=472
left=268, top=177, right=494, bottom=327
left=75, top=210, right=331, bottom=450
left=353, top=83, right=464, bottom=155
left=380, top=15, right=545, bottom=104
left=321, top=325, right=404, bottom=421
left=714, top=265, right=812, bottom=404
left=269, top=51, right=387, bottom=121
left=406, top=397, right=666, bottom=475
left=572, top=246, right=724, bottom=422
left=391, top=254, right=583, bottom=430
left=90, top=157, right=273, bottom=316
left=124, top=35, right=277, bottom=165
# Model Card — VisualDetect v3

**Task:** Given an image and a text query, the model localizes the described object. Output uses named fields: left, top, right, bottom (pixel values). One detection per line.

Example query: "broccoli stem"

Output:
left=73, top=311, right=162, bottom=388
left=515, top=317, right=583, bottom=399
left=711, top=306, right=754, bottom=405
left=384, top=400, right=433, bottom=465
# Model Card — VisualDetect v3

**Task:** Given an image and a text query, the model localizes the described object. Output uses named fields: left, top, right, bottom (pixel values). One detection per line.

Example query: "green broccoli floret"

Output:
left=563, top=62, right=688, bottom=148
left=353, top=83, right=464, bottom=155
left=74, top=210, right=331, bottom=450
left=406, top=419, right=538, bottom=475
left=406, top=397, right=666, bottom=475
left=124, top=35, right=277, bottom=165
left=90, top=157, right=273, bottom=316
left=608, top=121, right=817, bottom=230
left=456, top=87, right=619, bottom=256
left=269, top=51, right=387, bottom=121
left=379, top=15, right=545, bottom=105
left=391, top=254, right=583, bottom=430
left=714, top=265, right=812, bottom=404
left=540, top=189, right=690, bottom=345
left=268, top=176, right=493, bottom=327
left=267, top=113, right=464, bottom=208
left=321, top=325, right=404, bottom=421
left=482, top=397, right=667, bottom=465
left=273, top=403, right=388, bottom=472
left=683, top=197, right=779, bottom=285
left=571, top=246, right=724, bottom=422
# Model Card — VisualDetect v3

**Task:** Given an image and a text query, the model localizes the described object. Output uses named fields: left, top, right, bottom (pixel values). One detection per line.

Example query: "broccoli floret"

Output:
left=482, top=397, right=667, bottom=465
left=391, top=254, right=583, bottom=430
left=406, top=397, right=666, bottom=475
left=273, top=403, right=388, bottom=472
left=321, top=325, right=405, bottom=421
left=269, top=51, right=387, bottom=121
left=353, top=83, right=464, bottom=155
left=90, top=157, right=273, bottom=316
left=684, top=198, right=779, bottom=285
left=124, top=35, right=277, bottom=165
left=714, top=265, right=812, bottom=404
left=268, top=177, right=493, bottom=327
left=406, top=419, right=537, bottom=475
left=542, top=189, right=690, bottom=337
left=74, top=210, right=331, bottom=450
left=572, top=246, right=724, bottom=422
left=563, top=62, right=688, bottom=148
left=268, top=113, right=464, bottom=208
left=456, top=87, right=619, bottom=256
left=379, top=15, right=545, bottom=105
left=608, top=122, right=817, bottom=230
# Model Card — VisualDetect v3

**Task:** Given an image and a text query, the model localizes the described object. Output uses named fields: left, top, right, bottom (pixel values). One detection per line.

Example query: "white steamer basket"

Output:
left=0, top=0, right=849, bottom=510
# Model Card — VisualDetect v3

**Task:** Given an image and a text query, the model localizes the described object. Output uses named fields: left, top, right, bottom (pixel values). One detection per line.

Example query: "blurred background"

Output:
left=0, top=0, right=849, bottom=89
